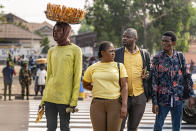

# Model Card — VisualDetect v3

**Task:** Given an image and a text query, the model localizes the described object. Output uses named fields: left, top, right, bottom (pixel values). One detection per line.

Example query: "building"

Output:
left=0, top=13, right=54, bottom=58
left=71, top=32, right=97, bottom=57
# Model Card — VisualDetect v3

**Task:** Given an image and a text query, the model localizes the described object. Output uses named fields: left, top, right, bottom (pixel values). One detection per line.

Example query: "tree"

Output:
left=78, top=20, right=94, bottom=34
left=85, top=0, right=131, bottom=46
left=0, top=4, right=5, bottom=22
left=85, top=0, right=195, bottom=53
left=148, top=0, right=195, bottom=52
left=40, top=37, right=50, bottom=54
left=189, top=8, right=196, bottom=37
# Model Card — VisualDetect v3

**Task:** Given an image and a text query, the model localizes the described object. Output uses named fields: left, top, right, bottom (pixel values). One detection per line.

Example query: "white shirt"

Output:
left=36, top=69, right=47, bottom=85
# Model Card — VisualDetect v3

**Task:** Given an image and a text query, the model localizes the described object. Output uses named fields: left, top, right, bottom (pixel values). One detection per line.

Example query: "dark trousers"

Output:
left=35, top=85, right=45, bottom=96
left=45, top=102, right=70, bottom=131
left=121, top=93, right=146, bottom=131
left=4, top=82, right=12, bottom=100
left=21, top=83, right=29, bottom=99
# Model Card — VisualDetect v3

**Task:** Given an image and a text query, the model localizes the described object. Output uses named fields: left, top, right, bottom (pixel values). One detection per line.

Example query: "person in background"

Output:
left=2, top=61, right=15, bottom=101
left=152, top=31, right=195, bottom=131
left=35, top=64, right=47, bottom=96
left=115, top=28, right=151, bottom=131
left=28, top=56, right=34, bottom=70
left=39, top=22, right=82, bottom=131
left=7, top=53, right=14, bottom=68
left=19, top=61, right=32, bottom=100
left=20, top=55, right=26, bottom=67
left=83, top=41, right=128, bottom=131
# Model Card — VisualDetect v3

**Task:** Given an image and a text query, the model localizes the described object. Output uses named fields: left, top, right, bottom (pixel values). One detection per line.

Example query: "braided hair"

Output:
left=98, top=41, right=113, bottom=58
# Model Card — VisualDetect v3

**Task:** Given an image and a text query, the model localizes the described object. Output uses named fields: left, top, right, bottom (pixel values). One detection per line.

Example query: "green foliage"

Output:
left=40, top=37, right=50, bottom=54
left=86, top=0, right=131, bottom=47
left=17, top=22, right=29, bottom=31
left=189, top=8, right=196, bottom=37
left=0, top=4, right=5, bottom=22
left=35, top=30, right=43, bottom=37
left=78, top=20, right=94, bottom=34
left=85, top=0, right=195, bottom=52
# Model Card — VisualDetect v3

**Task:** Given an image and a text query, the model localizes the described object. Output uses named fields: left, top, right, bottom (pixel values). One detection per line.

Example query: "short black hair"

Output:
left=98, top=41, right=113, bottom=58
left=163, top=31, right=176, bottom=42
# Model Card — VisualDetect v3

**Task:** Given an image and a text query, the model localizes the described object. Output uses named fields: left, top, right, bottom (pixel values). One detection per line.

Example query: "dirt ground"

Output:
left=0, top=65, right=36, bottom=96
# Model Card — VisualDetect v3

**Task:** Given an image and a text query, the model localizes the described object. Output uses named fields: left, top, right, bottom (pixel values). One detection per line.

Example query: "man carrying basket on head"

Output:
left=39, top=3, right=84, bottom=131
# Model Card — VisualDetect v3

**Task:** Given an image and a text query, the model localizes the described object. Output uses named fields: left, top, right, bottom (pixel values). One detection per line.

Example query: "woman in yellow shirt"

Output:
left=83, top=41, right=128, bottom=131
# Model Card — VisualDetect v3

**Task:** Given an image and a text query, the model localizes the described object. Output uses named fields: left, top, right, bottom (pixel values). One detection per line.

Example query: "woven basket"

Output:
left=45, top=3, right=86, bottom=24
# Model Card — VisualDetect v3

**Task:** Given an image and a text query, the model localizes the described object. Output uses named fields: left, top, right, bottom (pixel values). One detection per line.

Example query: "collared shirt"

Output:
left=152, top=51, right=194, bottom=107
left=124, top=47, right=144, bottom=96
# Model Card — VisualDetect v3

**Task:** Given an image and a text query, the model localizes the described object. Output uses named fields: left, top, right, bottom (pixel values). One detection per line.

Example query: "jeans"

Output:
left=153, top=102, right=183, bottom=131
left=45, top=102, right=70, bottom=131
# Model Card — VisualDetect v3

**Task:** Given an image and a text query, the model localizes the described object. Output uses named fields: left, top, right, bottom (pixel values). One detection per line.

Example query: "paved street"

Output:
left=28, top=99, right=196, bottom=131
left=1, top=65, right=196, bottom=131
left=0, top=100, right=29, bottom=131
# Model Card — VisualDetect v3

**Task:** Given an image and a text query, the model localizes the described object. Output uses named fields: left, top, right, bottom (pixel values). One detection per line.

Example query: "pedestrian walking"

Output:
left=39, top=22, right=82, bottom=131
left=2, top=61, right=15, bottom=100
left=83, top=41, right=128, bottom=131
left=152, top=31, right=195, bottom=131
left=115, top=28, right=152, bottom=131
left=35, top=64, right=46, bottom=96
left=19, top=61, right=32, bottom=100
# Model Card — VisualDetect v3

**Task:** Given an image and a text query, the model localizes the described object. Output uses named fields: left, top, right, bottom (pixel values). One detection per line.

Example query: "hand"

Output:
left=38, top=104, right=44, bottom=111
left=120, top=105, right=127, bottom=118
left=38, top=105, right=42, bottom=111
left=141, top=71, right=149, bottom=79
left=66, top=106, right=78, bottom=113
left=189, top=96, right=195, bottom=109
left=152, top=104, right=159, bottom=114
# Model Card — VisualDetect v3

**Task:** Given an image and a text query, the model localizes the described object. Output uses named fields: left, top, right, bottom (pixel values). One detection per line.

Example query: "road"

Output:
left=0, top=100, right=29, bottom=131
left=28, top=99, right=196, bottom=131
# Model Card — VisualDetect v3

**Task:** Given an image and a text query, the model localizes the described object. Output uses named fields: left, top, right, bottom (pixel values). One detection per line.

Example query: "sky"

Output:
left=0, top=0, right=91, bottom=33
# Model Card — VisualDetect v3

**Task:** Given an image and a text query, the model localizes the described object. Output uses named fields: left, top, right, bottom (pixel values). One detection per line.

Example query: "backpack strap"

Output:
left=177, top=52, right=185, bottom=75
left=140, top=49, right=146, bottom=69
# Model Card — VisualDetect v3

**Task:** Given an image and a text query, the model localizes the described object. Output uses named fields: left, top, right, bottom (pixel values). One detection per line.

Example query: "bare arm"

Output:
left=120, top=77, right=128, bottom=118
left=83, top=80, right=93, bottom=91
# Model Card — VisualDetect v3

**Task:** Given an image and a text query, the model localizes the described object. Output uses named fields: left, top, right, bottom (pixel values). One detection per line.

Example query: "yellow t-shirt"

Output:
left=41, top=43, right=82, bottom=107
left=83, top=61, right=128, bottom=99
left=124, top=47, right=144, bottom=96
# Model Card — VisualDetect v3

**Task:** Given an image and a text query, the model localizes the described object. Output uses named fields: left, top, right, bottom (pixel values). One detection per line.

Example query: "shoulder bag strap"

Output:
left=117, top=62, right=121, bottom=90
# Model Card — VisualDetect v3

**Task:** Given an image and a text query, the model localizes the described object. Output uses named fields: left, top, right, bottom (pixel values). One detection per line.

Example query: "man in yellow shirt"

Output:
left=39, top=22, right=82, bottom=131
left=115, top=28, right=151, bottom=131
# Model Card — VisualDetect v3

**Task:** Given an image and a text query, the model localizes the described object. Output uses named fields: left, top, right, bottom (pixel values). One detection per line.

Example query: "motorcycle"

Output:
left=182, top=96, right=196, bottom=124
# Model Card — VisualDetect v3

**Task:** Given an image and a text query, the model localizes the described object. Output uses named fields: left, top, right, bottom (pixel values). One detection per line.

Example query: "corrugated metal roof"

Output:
left=0, top=24, right=42, bottom=40
left=25, top=21, right=53, bottom=32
